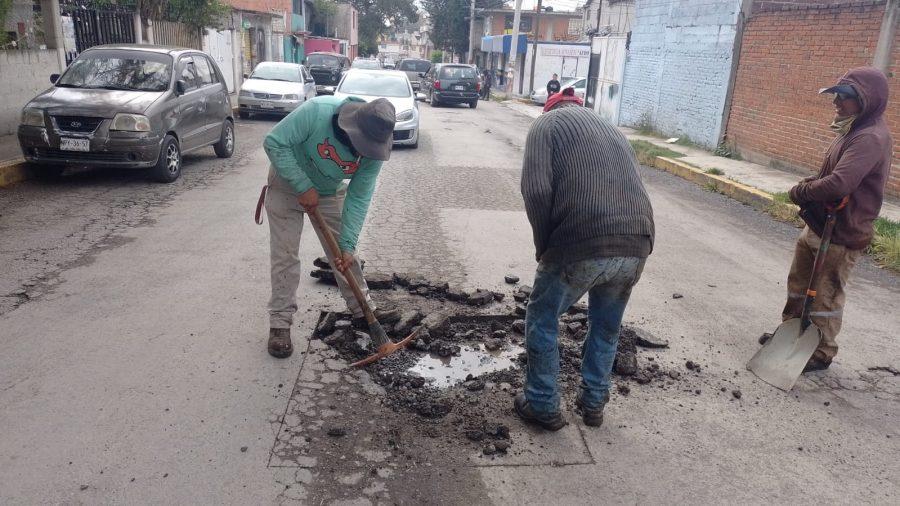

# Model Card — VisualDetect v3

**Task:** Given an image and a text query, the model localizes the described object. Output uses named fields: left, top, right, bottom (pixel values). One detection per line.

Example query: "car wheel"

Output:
left=469, top=100, right=478, bottom=109
left=430, top=93, right=439, bottom=107
left=30, top=164, right=64, bottom=181
left=214, top=120, right=235, bottom=158
left=151, top=135, right=181, bottom=183
left=239, top=111, right=250, bottom=119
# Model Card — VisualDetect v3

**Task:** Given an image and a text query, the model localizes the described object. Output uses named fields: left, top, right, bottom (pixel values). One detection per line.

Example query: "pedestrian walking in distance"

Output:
left=766, top=67, right=892, bottom=372
left=261, top=97, right=400, bottom=358
left=515, top=92, right=655, bottom=430
left=481, top=69, right=492, bottom=101
left=546, top=73, right=561, bottom=97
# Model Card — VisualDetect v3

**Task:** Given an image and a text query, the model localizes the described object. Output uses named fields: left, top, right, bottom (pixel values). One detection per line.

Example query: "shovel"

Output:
left=306, top=206, right=417, bottom=367
left=747, top=197, right=848, bottom=391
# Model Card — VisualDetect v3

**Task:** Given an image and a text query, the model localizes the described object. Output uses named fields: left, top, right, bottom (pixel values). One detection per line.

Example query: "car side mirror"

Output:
left=418, top=72, right=425, bottom=78
left=175, top=80, right=187, bottom=95
left=50, top=73, right=60, bottom=84
left=243, top=73, right=249, bottom=79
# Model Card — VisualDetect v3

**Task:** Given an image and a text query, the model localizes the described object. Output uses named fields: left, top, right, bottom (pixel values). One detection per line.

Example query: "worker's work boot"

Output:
left=268, top=328, right=293, bottom=358
left=802, top=350, right=832, bottom=373
left=513, top=393, right=567, bottom=431
left=575, top=392, right=606, bottom=427
left=352, top=307, right=401, bottom=329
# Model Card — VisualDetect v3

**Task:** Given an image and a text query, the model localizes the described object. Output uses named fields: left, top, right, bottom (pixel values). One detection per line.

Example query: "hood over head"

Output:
left=829, top=67, right=889, bottom=127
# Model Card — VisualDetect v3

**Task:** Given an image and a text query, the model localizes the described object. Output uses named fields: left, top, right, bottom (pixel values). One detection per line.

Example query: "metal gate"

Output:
left=61, top=6, right=134, bottom=64
left=204, top=29, right=236, bottom=92
left=585, top=35, right=627, bottom=125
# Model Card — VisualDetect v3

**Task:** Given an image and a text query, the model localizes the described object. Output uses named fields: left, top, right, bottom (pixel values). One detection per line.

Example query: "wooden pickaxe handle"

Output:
left=306, top=206, right=377, bottom=326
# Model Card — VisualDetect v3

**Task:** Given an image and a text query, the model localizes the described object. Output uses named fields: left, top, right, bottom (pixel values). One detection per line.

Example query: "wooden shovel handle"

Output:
left=306, top=206, right=376, bottom=325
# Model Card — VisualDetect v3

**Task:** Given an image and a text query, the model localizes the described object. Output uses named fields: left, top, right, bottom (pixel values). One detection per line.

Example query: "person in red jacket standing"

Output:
left=774, top=67, right=893, bottom=372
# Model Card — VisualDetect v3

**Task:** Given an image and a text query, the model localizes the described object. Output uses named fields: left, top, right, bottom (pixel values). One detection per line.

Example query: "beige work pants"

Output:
left=265, top=168, right=371, bottom=329
left=782, top=227, right=863, bottom=359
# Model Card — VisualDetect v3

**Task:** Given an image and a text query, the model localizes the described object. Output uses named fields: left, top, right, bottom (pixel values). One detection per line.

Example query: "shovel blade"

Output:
left=747, top=318, right=821, bottom=391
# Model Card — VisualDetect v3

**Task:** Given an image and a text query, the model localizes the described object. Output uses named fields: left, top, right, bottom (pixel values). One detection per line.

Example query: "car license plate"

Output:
left=60, top=137, right=89, bottom=152
left=259, top=102, right=275, bottom=109
left=453, top=85, right=465, bottom=91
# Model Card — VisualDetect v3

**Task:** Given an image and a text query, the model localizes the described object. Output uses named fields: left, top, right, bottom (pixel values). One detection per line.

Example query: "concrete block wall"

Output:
left=619, top=0, right=742, bottom=148
left=0, top=50, right=61, bottom=137
left=726, top=1, right=899, bottom=197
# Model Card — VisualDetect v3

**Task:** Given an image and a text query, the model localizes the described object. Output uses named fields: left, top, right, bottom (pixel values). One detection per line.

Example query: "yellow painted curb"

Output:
left=0, top=158, right=28, bottom=188
left=650, top=156, right=799, bottom=218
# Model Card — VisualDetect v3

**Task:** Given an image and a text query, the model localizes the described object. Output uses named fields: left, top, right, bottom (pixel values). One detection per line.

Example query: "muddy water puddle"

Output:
left=408, top=343, right=523, bottom=388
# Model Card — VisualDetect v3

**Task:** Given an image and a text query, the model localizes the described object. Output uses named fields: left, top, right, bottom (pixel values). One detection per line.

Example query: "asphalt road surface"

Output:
left=1, top=101, right=898, bottom=504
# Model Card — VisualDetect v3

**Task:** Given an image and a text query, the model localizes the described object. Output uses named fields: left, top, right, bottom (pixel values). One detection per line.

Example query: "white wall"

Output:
left=0, top=50, right=63, bottom=136
left=518, top=42, right=590, bottom=95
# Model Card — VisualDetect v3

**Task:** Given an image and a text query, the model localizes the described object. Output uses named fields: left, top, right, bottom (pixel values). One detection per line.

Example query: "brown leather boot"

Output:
left=268, top=328, right=293, bottom=358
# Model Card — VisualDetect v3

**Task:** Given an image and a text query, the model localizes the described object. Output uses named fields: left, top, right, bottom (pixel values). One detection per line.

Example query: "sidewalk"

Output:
left=0, top=133, right=22, bottom=164
left=502, top=100, right=900, bottom=222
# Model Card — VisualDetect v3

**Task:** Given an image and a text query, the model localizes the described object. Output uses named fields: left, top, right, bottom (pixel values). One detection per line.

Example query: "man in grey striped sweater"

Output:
left=516, top=102, right=655, bottom=430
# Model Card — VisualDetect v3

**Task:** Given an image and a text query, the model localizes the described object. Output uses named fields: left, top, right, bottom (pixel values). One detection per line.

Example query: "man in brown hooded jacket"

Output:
left=777, top=67, right=893, bottom=372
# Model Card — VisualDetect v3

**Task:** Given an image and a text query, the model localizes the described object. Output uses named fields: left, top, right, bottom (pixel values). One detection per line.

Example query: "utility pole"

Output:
left=506, top=0, right=523, bottom=95
left=467, top=0, right=476, bottom=64
left=527, top=0, right=543, bottom=97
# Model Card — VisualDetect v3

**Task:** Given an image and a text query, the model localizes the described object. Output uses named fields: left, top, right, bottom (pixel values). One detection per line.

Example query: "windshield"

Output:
left=398, top=60, right=430, bottom=73
left=307, top=54, right=340, bottom=67
left=339, top=72, right=410, bottom=98
left=561, top=77, right=584, bottom=88
left=352, top=59, right=382, bottom=69
left=57, top=51, right=172, bottom=92
left=438, top=66, right=476, bottom=80
left=249, top=64, right=302, bottom=82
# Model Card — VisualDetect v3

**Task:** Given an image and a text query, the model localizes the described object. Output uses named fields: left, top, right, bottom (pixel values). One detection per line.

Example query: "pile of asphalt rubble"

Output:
left=310, top=260, right=689, bottom=458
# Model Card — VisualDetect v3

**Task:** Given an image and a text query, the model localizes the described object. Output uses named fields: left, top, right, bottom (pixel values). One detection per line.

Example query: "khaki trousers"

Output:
left=265, top=168, right=371, bottom=328
left=782, top=227, right=862, bottom=359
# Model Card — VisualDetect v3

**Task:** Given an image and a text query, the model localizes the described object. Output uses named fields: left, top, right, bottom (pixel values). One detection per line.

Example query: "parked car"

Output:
left=530, top=76, right=586, bottom=105
left=421, top=64, right=480, bottom=108
left=333, top=69, right=419, bottom=148
left=17, top=44, right=234, bottom=183
left=306, top=52, right=350, bottom=95
left=351, top=58, right=383, bottom=70
left=237, top=62, right=316, bottom=119
left=396, top=58, right=431, bottom=91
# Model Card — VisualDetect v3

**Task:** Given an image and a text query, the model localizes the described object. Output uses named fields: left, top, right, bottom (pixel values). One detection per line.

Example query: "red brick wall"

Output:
left=726, top=1, right=900, bottom=197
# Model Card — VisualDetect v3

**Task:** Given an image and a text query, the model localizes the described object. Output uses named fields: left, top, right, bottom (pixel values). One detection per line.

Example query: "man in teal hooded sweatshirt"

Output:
left=262, top=96, right=398, bottom=358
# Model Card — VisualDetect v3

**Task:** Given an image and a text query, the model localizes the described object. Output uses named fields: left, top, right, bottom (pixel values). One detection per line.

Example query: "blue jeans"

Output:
left=525, top=256, right=645, bottom=414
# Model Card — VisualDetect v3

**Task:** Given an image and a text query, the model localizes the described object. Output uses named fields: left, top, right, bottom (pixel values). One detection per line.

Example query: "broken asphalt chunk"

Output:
left=504, top=275, right=520, bottom=284
left=632, top=327, right=669, bottom=348
left=466, top=289, right=495, bottom=306
left=364, top=272, right=395, bottom=290
left=315, top=312, right=339, bottom=337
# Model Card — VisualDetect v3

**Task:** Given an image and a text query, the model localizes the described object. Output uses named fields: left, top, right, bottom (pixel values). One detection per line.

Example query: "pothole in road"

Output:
left=408, top=342, right=523, bottom=389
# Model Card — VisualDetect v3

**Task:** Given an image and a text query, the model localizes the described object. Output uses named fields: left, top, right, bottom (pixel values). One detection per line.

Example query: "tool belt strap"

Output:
left=255, top=185, right=268, bottom=225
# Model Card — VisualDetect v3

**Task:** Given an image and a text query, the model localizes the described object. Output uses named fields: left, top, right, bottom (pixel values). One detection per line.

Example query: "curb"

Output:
left=646, top=155, right=801, bottom=223
left=0, top=158, right=28, bottom=188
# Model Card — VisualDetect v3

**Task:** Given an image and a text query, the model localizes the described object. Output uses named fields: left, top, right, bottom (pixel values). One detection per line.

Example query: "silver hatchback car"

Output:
left=237, top=62, right=317, bottom=118
left=18, top=44, right=235, bottom=183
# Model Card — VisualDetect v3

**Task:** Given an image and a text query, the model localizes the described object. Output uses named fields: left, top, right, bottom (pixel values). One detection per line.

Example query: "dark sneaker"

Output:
left=268, top=328, right=293, bottom=358
left=513, top=393, right=567, bottom=431
left=352, top=307, right=402, bottom=329
left=802, top=351, right=832, bottom=373
left=758, top=332, right=773, bottom=345
left=575, top=393, right=605, bottom=427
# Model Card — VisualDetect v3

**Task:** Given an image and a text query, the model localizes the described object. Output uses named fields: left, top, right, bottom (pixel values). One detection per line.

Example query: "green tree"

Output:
left=0, top=0, right=13, bottom=46
left=424, top=0, right=504, bottom=59
left=429, top=50, right=443, bottom=63
left=347, top=0, right=418, bottom=57
left=309, top=0, right=338, bottom=37
left=165, top=0, right=230, bottom=30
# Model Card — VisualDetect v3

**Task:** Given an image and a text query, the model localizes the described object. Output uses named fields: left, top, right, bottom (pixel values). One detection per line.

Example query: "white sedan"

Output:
left=333, top=69, right=420, bottom=148
left=530, top=77, right=587, bottom=105
left=238, top=62, right=317, bottom=118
